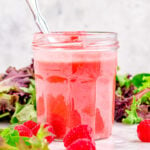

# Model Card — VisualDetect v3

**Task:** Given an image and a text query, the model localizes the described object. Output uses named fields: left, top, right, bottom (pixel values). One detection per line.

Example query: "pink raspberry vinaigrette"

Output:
left=33, top=31, right=118, bottom=140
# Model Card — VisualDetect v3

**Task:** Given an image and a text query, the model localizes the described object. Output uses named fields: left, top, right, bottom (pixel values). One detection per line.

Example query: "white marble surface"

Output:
left=0, top=0, right=150, bottom=74
left=0, top=123, right=149, bottom=150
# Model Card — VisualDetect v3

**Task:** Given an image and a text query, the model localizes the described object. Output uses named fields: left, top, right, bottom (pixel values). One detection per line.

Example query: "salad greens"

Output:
left=132, top=73, right=150, bottom=88
left=115, top=73, right=150, bottom=124
left=0, top=127, right=49, bottom=150
left=1, top=128, right=20, bottom=147
left=0, top=61, right=36, bottom=124
left=116, top=74, right=131, bottom=88
left=122, top=97, right=141, bottom=124
left=132, top=74, right=150, bottom=93
left=11, top=80, right=36, bottom=124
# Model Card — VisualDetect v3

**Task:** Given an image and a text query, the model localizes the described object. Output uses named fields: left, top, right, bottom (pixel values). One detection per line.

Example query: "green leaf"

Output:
left=115, top=87, right=122, bottom=96
left=0, top=129, right=3, bottom=134
left=0, top=112, right=10, bottom=119
left=16, top=138, right=31, bottom=150
left=0, top=86, right=16, bottom=94
left=138, top=91, right=150, bottom=105
left=21, top=79, right=36, bottom=109
left=0, top=135, right=49, bottom=150
left=0, top=93, right=18, bottom=120
left=11, top=104, right=37, bottom=124
left=0, top=136, right=18, bottom=150
left=132, top=73, right=150, bottom=88
left=117, top=66, right=120, bottom=71
left=0, top=128, right=19, bottom=147
left=29, top=136, right=49, bottom=150
left=17, top=137, right=49, bottom=150
left=11, top=103, right=24, bottom=124
left=133, top=75, right=150, bottom=93
left=0, top=128, right=30, bottom=149
left=29, top=125, right=52, bottom=150
left=0, top=127, right=50, bottom=150
left=122, top=97, right=141, bottom=124
left=37, top=125, right=51, bottom=140
left=16, top=104, right=37, bottom=123
left=116, top=74, right=131, bottom=88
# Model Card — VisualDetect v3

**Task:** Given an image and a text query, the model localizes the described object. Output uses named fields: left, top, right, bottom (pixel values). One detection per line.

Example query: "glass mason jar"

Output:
left=33, top=31, right=118, bottom=140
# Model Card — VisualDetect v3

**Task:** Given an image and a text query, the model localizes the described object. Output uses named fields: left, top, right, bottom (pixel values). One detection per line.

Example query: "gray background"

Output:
left=0, top=0, right=150, bottom=74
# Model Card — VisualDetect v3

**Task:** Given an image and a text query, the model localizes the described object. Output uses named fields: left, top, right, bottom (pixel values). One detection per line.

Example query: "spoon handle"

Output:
left=26, top=0, right=49, bottom=33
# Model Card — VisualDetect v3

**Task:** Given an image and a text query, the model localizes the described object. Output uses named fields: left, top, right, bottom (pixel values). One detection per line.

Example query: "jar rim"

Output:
left=33, top=31, right=119, bottom=51
left=34, top=31, right=117, bottom=37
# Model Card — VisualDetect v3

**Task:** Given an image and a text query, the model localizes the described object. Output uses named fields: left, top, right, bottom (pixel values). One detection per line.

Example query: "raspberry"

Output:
left=15, top=125, right=33, bottom=137
left=45, top=136, right=55, bottom=144
left=23, top=120, right=37, bottom=129
left=137, top=120, right=150, bottom=142
left=32, top=124, right=40, bottom=136
left=67, top=139, right=96, bottom=150
left=63, top=125, right=93, bottom=147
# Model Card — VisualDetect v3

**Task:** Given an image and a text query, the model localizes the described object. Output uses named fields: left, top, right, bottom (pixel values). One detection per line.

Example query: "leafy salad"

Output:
left=115, top=73, right=150, bottom=124
left=0, top=61, right=36, bottom=124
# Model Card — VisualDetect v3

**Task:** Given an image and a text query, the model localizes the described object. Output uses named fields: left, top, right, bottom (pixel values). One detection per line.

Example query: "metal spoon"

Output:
left=26, top=0, right=49, bottom=33
left=25, top=0, right=82, bottom=45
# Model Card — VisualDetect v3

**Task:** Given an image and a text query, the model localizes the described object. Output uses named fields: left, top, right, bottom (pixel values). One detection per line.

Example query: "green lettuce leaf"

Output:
left=11, top=103, right=37, bottom=124
left=122, top=97, right=142, bottom=124
left=21, top=79, right=36, bottom=108
left=0, top=93, right=17, bottom=119
left=132, top=73, right=150, bottom=87
left=0, top=136, right=17, bottom=150
left=0, top=126, right=49, bottom=150
left=132, top=74, right=150, bottom=93
left=139, top=91, right=150, bottom=105
left=116, top=74, right=131, bottom=88
left=0, top=128, right=19, bottom=147
left=115, top=87, right=122, bottom=96
left=0, top=61, right=35, bottom=122
left=10, top=79, right=36, bottom=124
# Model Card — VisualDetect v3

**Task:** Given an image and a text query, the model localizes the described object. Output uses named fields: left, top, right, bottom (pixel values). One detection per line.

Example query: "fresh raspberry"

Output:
left=23, top=120, right=37, bottom=129
left=63, top=125, right=93, bottom=147
left=137, top=120, right=150, bottom=142
left=32, top=124, right=40, bottom=136
left=67, top=139, right=96, bottom=150
left=45, top=136, right=55, bottom=144
left=15, top=125, right=33, bottom=137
